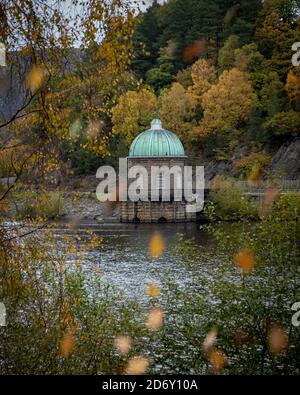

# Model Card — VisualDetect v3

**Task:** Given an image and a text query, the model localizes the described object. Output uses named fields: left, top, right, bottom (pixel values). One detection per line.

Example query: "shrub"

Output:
left=234, top=151, right=271, bottom=179
left=205, top=176, right=259, bottom=221
left=0, top=228, right=145, bottom=374
left=172, top=201, right=300, bottom=374
left=262, top=111, right=300, bottom=137
left=16, top=192, right=62, bottom=219
left=272, top=192, right=300, bottom=220
left=0, top=139, right=32, bottom=178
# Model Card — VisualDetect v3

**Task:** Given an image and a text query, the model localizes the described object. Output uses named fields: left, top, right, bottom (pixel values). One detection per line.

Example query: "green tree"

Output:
left=246, top=107, right=264, bottom=144
left=255, top=3, right=299, bottom=79
left=218, top=35, right=240, bottom=72
left=257, top=72, right=285, bottom=114
left=145, top=45, right=177, bottom=92
left=132, top=1, right=164, bottom=78
left=146, top=68, right=174, bottom=93
left=136, top=0, right=262, bottom=74
left=234, top=43, right=265, bottom=73
left=262, top=110, right=300, bottom=138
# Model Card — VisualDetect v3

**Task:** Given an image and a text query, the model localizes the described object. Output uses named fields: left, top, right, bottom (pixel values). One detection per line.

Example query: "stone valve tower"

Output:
left=120, top=119, right=197, bottom=223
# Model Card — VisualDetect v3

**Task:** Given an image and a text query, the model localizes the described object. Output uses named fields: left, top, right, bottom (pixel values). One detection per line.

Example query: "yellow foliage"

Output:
left=26, top=65, right=46, bottom=92
left=148, top=232, right=165, bottom=259
left=146, top=307, right=164, bottom=330
left=0, top=139, right=33, bottom=177
left=112, top=87, right=157, bottom=146
left=199, top=68, right=258, bottom=136
left=145, top=283, right=160, bottom=298
left=125, top=356, right=149, bottom=375
left=285, top=70, right=300, bottom=103
left=159, top=82, right=197, bottom=145
left=189, top=59, right=217, bottom=100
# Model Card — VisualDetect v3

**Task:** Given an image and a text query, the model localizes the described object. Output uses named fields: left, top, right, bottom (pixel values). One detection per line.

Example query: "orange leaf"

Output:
left=148, top=232, right=165, bottom=259
left=114, top=335, right=132, bottom=355
left=264, top=185, right=278, bottom=207
left=125, top=356, right=149, bottom=375
left=145, top=283, right=160, bottom=298
left=27, top=65, right=45, bottom=92
left=60, top=332, right=76, bottom=358
left=234, top=248, right=254, bottom=273
left=202, top=329, right=217, bottom=353
left=208, top=348, right=226, bottom=372
left=183, top=40, right=206, bottom=62
left=146, top=307, right=164, bottom=330
left=268, top=323, right=288, bottom=355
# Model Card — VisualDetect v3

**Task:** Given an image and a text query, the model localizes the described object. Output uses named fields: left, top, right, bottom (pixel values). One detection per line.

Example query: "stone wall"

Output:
left=120, top=200, right=196, bottom=223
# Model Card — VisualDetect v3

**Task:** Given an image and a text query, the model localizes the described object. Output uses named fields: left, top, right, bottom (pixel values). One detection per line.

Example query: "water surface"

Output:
left=53, top=221, right=222, bottom=301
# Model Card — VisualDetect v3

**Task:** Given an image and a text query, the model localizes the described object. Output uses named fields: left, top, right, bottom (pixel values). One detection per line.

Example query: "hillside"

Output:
left=1, top=0, right=300, bottom=182
left=112, top=0, right=300, bottom=180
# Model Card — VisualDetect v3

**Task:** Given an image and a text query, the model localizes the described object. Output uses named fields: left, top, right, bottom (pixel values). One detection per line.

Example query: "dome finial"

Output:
left=151, top=119, right=162, bottom=130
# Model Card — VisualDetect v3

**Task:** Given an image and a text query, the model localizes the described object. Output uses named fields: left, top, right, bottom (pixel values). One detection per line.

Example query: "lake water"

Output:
left=51, top=221, right=238, bottom=305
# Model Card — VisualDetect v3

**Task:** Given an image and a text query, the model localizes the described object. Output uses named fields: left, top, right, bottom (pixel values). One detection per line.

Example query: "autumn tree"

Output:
left=199, top=68, right=258, bottom=137
left=188, top=59, right=217, bottom=102
left=0, top=0, right=77, bottom=190
left=175, top=67, right=193, bottom=88
left=111, top=87, right=157, bottom=146
left=43, top=0, right=137, bottom=160
left=285, top=69, right=300, bottom=110
left=0, top=0, right=138, bottom=185
left=159, top=82, right=197, bottom=147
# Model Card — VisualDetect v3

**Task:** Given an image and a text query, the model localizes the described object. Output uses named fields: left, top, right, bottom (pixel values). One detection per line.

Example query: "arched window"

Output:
left=176, top=173, right=182, bottom=189
left=156, top=172, right=165, bottom=189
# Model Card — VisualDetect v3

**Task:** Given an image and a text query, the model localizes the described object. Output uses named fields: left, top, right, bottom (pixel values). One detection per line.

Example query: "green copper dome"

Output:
left=129, top=119, right=185, bottom=157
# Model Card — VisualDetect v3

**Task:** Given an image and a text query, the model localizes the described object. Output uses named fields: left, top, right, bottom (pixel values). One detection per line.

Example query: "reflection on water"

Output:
left=53, top=221, right=218, bottom=301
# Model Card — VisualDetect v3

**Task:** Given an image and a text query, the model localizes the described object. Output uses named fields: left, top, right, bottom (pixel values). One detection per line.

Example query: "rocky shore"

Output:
left=60, top=192, right=119, bottom=222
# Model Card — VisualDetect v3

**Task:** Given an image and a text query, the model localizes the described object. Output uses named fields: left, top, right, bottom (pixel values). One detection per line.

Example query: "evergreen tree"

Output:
left=218, top=35, right=240, bottom=72
left=246, top=107, right=264, bottom=145
left=255, top=1, right=299, bottom=80
left=132, top=1, right=164, bottom=77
